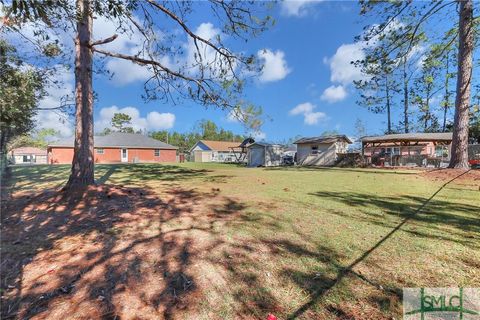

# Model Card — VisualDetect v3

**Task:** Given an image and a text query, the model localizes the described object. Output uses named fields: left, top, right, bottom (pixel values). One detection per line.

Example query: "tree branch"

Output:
left=92, top=47, right=229, bottom=108
left=145, top=0, right=235, bottom=61
left=90, top=34, right=118, bottom=46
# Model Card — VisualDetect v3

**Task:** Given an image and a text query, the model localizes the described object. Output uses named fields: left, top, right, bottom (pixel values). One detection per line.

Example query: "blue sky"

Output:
left=28, top=0, right=465, bottom=141
left=85, top=1, right=385, bottom=142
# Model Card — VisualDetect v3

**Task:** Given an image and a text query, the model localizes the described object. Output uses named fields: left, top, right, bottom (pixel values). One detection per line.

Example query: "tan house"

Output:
left=189, top=140, right=243, bottom=162
left=294, top=135, right=352, bottom=166
left=10, top=147, right=47, bottom=164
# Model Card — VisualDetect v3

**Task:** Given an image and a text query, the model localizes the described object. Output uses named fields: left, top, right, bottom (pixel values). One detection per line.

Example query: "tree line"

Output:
left=354, top=0, right=478, bottom=166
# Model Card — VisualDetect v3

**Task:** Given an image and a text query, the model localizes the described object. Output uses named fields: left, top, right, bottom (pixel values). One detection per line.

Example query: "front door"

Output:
left=121, top=148, right=128, bottom=163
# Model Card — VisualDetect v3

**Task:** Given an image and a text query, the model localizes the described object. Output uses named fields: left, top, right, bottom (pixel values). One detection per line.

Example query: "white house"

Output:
left=294, top=135, right=352, bottom=166
left=10, top=147, right=48, bottom=164
left=189, top=140, right=243, bottom=163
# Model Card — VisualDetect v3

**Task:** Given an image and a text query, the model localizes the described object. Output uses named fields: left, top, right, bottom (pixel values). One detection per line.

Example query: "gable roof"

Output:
left=48, top=132, right=178, bottom=149
left=11, top=147, right=47, bottom=155
left=247, top=142, right=282, bottom=148
left=294, top=135, right=352, bottom=144
left=361, top=132, right=453, bottom=143
left=193, top=140, right=242, bottom=152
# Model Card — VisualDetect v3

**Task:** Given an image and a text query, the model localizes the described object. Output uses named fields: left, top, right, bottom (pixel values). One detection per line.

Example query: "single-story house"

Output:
left=189, top=140, right=243, bottom=163
left=48, top=132, right=178, bottom=164
left=294, top=135, right=352, bottom=166
left=361, top=132, right=453, bottom=167
left=10, top=147, right=47, bottom=164
left=247, top=142, right=284, bottom=167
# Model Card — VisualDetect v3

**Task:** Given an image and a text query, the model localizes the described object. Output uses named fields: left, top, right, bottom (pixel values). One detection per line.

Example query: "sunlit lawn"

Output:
left=3, top=163, right=479, bottom=319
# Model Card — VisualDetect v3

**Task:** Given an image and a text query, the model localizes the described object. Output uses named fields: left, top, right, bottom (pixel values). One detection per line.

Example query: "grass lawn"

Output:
left=1, top=163, right=479, bottom=319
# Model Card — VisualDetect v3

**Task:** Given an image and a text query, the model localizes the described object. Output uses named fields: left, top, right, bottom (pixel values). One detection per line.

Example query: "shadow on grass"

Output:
left=9, top=164, right=213, bottom=192
left=309, top=190, right=479, bottom=247
left=285, top=169, right=473, bottom=319
left=0, top=180, right=246, bottom=319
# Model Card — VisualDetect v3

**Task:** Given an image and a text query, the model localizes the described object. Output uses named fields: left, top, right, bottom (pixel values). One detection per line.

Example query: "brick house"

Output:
left=48, top=132, right=178, bottom=164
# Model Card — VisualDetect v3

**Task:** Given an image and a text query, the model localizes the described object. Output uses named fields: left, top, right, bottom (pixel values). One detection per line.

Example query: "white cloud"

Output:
left=35, top=110, right=73, bottom=137
left=324, top=43, right=365, bottom=85
left=281, top=0, right=322, bottom=17
left=34, top=65, right=74, bottom=137
left=146, top=111, right=175, bottom=130
left=95, top=106, right=175, bottom=132
left=106, top=59, right=151, bottom=86
left=289, top=102, right=315, bottom=115
left=92, top=16, right=145, bottom=54
left=304, top=111, right=326, bottom=125
left=321, top=85, right=348, bottom=103
left=257, top=49, right=291, bottom=83
left=186, top=22, right=221, bottom=68
left=320, top=19, right=411, bottom=103
left=289, top=102, right=327, bottom=125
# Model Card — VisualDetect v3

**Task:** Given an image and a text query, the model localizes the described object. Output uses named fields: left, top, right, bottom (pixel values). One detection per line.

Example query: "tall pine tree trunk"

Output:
left=386, top=76, right=392, bottom=134
left=442, top=58, right=450, bottom=132
left=403, top=57, right=409, bottom=133
left=449, top=0, right=473, bottom=168
left=65, top=0, right=94, bottom=188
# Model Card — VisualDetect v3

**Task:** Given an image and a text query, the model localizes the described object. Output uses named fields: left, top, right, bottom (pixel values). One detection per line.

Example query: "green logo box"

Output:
left=403, top=288, right=480, bottom=320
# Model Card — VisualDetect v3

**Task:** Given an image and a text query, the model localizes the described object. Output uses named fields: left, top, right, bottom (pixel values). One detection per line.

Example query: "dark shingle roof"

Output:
left=361, top=132, right=453, bottom=143
left=294, top=135, right=352, bottom=144
left=48, top=132, right=178, bottom=149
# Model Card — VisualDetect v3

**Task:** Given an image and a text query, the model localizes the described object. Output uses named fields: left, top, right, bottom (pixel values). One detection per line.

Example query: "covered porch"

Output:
left=361, top=133, right=453, bottom=168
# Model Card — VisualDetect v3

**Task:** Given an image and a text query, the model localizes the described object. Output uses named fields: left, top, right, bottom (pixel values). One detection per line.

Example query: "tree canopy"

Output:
left=0, top=39, right=45, bottom=155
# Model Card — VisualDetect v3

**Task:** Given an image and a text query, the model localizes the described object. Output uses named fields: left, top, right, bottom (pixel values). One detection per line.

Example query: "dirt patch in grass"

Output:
left=419, top=168, right=480, bottom=185
left=1, top=184, right=248, bottom=319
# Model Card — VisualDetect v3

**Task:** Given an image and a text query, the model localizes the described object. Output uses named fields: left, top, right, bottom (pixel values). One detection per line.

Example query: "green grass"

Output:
left=6, top=163, right=480, bottom=319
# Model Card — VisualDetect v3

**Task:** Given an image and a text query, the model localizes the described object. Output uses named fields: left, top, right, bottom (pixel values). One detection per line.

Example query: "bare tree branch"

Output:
left=91, top=34, right=118, bottom=46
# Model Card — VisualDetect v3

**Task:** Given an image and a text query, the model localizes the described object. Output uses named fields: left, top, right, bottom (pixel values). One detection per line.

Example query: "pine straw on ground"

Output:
left=419, top=168, right=480, bottom=185
left=0, top=184, right=246, bottom=320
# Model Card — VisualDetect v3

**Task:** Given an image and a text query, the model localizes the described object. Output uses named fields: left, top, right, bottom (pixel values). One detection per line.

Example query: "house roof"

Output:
left=12, top=147, right=47, bottom=155
left=248, top=142, right=282, bottom=148
left=195, top=140, right=243, bottom=152
left=48, top=132, right=178, bottom=149
left=294, top=135, right=352, bottom=144
left=361, top=132, right=453, bottom=143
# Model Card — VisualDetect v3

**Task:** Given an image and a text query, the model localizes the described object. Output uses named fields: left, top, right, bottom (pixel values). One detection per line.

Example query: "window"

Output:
left=96, top=148, right=104, bottom=154
left=311, top=145, right=319, bottom=155
left=154, top=149, right=160, bottom=156
left=435, top=146, right=448, bottom=157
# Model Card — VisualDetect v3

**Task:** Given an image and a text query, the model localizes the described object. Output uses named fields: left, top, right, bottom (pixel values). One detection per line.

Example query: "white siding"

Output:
left=297, top=143, right=338, bottom=166
left=247, top=145, right=283, bottom=167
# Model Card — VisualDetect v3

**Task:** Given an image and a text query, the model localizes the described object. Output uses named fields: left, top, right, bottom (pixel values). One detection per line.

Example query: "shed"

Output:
left=294, top=135, right=352, bottom=166
left=247, top=142, right=283, bottom=167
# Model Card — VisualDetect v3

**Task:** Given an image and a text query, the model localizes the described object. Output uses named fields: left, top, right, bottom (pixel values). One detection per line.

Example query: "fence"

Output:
left=365, top=154, right=450, bottom=168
